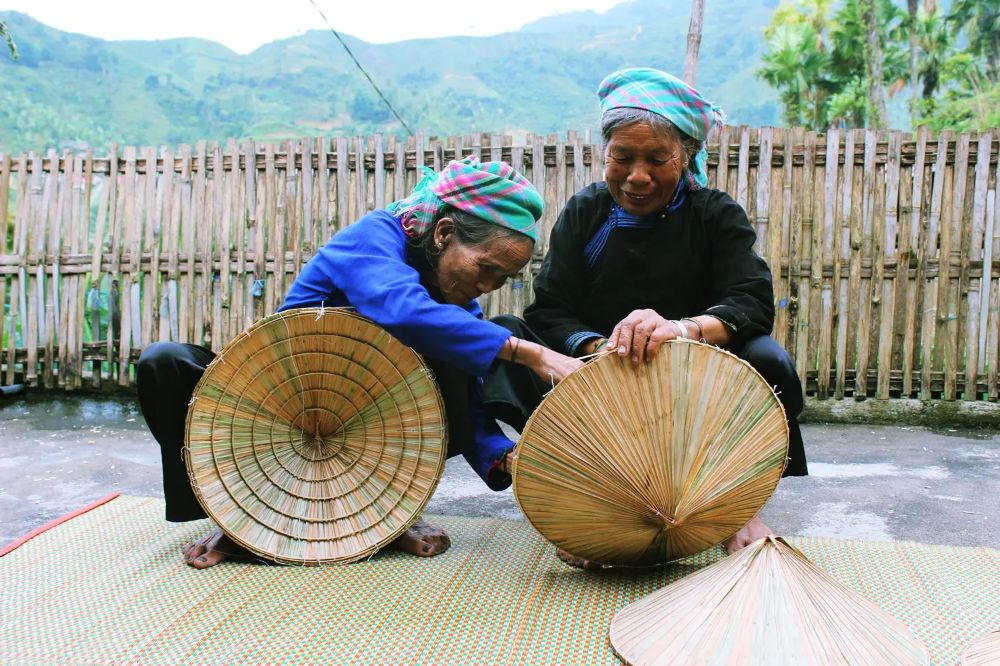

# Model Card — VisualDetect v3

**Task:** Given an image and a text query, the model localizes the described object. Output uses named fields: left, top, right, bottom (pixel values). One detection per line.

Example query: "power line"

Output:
left=306, top=0, right=413, bottom=136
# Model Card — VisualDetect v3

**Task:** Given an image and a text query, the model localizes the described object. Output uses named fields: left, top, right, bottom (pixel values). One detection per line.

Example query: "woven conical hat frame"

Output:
left=184, top=307, right=447, bottom=564
left=513, top=339, right=788, bottom=566
left=963, top=628, right=1000, bottom=665
left=609, top=536, right=930, bottom=665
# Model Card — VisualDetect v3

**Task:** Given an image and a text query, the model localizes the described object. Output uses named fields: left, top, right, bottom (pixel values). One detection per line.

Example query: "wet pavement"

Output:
left=1, top=393, right=997, bottom=551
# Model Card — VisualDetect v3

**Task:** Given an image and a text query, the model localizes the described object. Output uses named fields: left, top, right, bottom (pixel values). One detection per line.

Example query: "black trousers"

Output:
left=137, top=341, right=476, bottom=522
left=482, top=315, right=808, bottom=477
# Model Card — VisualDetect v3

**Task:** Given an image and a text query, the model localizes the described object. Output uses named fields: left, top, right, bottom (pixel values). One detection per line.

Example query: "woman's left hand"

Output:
left=608, top=309, right=684, bottom=364
left=531, top=346, right=585, bottom=385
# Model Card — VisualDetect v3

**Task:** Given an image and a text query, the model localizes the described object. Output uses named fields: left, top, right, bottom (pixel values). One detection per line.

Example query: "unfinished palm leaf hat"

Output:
left=609, top=536, right=930, bottom=665
left=963, top=628, right=1000, bottom=665
left=513, top=339, right=788, bottom=566
left=184, top=307, right=447, bottom=564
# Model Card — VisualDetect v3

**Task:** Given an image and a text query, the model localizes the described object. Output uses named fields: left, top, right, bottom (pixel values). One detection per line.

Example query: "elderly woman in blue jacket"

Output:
left=138, top=157, right=583, bottom=568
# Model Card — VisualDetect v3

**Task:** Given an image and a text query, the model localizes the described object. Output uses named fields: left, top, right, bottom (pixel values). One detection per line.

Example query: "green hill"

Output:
left=0, top=0, right=783, bottom=153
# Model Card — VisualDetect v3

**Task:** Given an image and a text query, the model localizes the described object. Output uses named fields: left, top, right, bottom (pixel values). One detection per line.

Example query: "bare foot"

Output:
left=182, top=527, right=253, bottom=569
left=724, top=516, right=774, bottom=555
left=556, top=547, right=606, bottom=570
left=390, top=518, right=451, bottom=557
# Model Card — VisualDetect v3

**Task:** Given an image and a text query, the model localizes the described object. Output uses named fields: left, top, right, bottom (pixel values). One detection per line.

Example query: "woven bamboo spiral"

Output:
left=513, top=340, right=788, bottom=566
left=184, top=307, right=447, bottom=564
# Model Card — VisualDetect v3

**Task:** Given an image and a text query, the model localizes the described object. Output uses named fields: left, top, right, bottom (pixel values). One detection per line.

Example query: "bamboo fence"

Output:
left=0, top=127, right=998, bottom=402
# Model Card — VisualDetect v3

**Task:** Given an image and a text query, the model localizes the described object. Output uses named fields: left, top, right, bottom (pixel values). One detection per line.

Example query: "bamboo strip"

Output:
left=263, top=142, right=278, bottom=317
left=715, top=125, right=730, bottom=194
left=141, top=146, right=158, bottom=351
left=217, top=142, right=232, bottom=338
left=800, top=130, right=818, bottom=385
left=62, top=153, right=83, bottom=387
left=902, top=127, right=929, bottom=396
left=922, top=132, right=949, bottom=398
left=104, top=144, right=121, bottom=379
left=853, top=131, right=878, bottom=399
left=735, top=126, right=751, bottom=210
left=115, top=147, right=136, bottom=384
left=192, top=141, right=208, bottom=348
left=774, top=128, right=793, bottom=350
left=941, top=134, right=967, bottom=399
left=817, top=129, right=840, bottom=399
left=24, top=152, right=44, bottom=386
left=0, top=153, right=9, bottom=379
left=229, top=139, right=247, bottom=334
left=966, top=134, right=992, bottom=396
left=301, top=137, right=314, bottom=261
left=877, top=132, right=902, bottom=399
left=988, top=185, right=999, bottom=401
left=49, top=151, right=70, bottom=387
left=158, top=147, right=176, bottom=343
left=38, top=150, right=59, bottom=387
left=7, top=154, right=29, bottom=385
left=178, top=145, right=194, bottom=343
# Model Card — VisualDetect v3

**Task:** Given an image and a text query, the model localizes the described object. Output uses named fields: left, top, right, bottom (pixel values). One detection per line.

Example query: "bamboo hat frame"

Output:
left=184, top=307, right=447, bottom=564
left=513, top=340, right=789, bottom=566
left=963, top=628, right=1000, bottom=665
left=609, top=536, right=930, bottom=665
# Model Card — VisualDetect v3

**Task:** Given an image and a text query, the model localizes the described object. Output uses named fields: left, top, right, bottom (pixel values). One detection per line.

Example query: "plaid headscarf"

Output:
left=387, top=156, right=543, bottom=241
left=597, top=67, right=726, bottom=189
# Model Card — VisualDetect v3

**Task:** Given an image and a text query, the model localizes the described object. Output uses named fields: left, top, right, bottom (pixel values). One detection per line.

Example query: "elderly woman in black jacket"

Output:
left=484, top=67, right=807, bottom=566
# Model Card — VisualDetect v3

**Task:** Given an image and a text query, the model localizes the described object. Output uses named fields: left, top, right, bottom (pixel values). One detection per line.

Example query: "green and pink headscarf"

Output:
left=597, top=67, right=726, bottom=189
left=388, top=156, right=542, bottom=241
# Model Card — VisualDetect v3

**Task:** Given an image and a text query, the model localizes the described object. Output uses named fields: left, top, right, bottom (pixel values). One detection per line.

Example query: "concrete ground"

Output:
left=1, top=393, right=997, bottom=552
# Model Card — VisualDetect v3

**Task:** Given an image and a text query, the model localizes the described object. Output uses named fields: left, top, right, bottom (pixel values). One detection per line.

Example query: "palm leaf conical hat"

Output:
left=184, top=307, right=447, bottom=564
left=963, top=628, right=1000, bottom=665
left=513, top=339, right=788, bottom=566
left=609, top=536, right=930, bottom=665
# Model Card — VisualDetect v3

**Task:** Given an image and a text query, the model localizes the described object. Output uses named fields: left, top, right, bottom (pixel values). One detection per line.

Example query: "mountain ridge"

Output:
left=0, top=1, right=782, bottom=153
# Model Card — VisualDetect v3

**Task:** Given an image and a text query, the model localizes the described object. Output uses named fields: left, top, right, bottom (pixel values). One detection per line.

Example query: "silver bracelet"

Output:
left=673, top=319, right=689, bottom=339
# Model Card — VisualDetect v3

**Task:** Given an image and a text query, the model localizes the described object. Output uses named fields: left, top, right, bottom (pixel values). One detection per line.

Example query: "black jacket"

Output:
left=525, top=182, right=775, bottom=353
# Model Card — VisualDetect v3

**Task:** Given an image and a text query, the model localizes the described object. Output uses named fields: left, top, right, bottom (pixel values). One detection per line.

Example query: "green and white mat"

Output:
left=1, top=495, right=997, bottom=664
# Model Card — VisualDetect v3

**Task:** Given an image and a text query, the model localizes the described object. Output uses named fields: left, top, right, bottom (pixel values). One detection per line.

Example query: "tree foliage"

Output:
left=1, top=20, right=17, bottom=60
left=759, top=0, right=999, bottom=130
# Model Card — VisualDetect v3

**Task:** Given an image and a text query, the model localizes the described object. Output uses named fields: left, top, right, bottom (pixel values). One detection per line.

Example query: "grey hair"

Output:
left=409, top=206, right=534, bottom=267
left=600, top=107, right=702, bottom=166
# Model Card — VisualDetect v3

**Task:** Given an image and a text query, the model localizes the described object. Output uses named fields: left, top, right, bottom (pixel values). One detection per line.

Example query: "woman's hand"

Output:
left=501, top=337, right=584, bottom=384
left=530, top=345, right=585, bottom=385
left=608, top=309, right=684, bottom=364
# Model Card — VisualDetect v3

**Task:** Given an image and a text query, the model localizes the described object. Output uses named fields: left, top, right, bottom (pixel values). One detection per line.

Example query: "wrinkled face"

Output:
left=604, top=121, right=687, bottom=217
left=431, top=219, right=534, bottom=306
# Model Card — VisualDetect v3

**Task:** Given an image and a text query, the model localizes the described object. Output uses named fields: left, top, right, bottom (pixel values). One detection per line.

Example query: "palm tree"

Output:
left=859, top=0, right=888, bottom=127
left=758, top=22, right=831, bottom=128
left=947, top=0, right=999, bottom=83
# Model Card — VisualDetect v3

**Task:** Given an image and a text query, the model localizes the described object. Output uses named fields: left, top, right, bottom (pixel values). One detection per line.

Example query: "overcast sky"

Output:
left=2, top=0, right=630, bottom=53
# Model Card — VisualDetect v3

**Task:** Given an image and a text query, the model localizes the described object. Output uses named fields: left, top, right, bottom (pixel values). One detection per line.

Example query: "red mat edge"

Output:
left=0, top=492, right=122, bottom=557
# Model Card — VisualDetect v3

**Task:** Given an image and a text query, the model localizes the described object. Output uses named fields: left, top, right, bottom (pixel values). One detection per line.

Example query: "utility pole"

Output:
left=683, top=0, right=705, bottom=85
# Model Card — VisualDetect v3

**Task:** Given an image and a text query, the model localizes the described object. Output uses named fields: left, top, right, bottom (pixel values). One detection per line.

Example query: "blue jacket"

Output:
left=280, top=210, right=515, bottom=490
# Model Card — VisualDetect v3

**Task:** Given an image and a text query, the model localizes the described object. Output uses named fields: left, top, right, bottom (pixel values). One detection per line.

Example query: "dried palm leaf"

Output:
left=963, top=628, right=1000, bottom=665
left=513, top=340, right=788, bottom=566
left=185, top=307, right=447, bottom=564
left=610, top=535, right=930, bottom=665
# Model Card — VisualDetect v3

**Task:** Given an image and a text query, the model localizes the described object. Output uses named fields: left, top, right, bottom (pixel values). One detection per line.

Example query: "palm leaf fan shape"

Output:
left=610, top=536, right=930, bottom=665
left=513, top=340, right=788, bottom=566
left=185, top=308, right=447, bottom=564
left=963, top=628, right=1000, bottom=665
